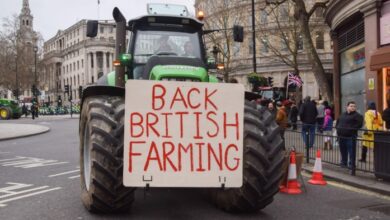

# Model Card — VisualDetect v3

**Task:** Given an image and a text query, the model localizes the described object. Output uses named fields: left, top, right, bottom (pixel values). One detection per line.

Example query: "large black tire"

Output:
left=210, top=100, right=285, bottom=212
left=0, top=107, right=12, bottom=120
left=79, top=96, right=135, bottom=213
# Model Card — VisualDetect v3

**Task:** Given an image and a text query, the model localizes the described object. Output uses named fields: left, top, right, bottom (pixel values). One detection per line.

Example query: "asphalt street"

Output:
left=0, top=117, right=389, bottom=220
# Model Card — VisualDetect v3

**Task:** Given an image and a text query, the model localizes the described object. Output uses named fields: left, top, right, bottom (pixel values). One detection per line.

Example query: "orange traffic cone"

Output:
left=280, top=151, right=302, bottom=194
left=308, top=149, right=327, bottom=185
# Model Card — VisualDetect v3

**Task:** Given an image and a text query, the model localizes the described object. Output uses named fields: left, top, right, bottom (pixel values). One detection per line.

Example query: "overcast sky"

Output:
left=0, top=0, right=195, bottom=40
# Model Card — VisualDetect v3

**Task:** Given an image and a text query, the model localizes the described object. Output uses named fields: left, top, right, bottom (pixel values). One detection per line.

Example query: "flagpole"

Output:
left=286, top=72, right=289, bottom=100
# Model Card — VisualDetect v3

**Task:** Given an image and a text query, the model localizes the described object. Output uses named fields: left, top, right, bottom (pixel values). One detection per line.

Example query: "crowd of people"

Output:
left=259, top=95, right=390, bottom=171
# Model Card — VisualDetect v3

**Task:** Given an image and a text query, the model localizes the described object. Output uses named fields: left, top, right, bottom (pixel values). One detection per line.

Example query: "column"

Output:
left=103, top=51, right=107, bottom=75
left=93, top=52, right=97, bottom=83
left=109, top=52, right=113, bottom=72
left=361, top=2, right=380, bottom=108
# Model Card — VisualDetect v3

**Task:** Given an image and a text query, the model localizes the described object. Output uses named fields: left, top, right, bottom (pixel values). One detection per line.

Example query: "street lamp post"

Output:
left=33, top=46, right=38, bottom=102
left=15, top=54, right=19, bottom=100
left=251, top=0, right=257, bottom=73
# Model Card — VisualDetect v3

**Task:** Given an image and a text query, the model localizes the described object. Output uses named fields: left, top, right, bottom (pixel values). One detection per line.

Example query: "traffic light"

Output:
left=64, top=85, right=69, bottom=94
left=268, top=77, right=274, bottom=87
left=12, top=89, right=19, bottom=97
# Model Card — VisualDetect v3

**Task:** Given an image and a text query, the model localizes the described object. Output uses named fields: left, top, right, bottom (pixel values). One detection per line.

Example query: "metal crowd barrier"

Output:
left=284, top=123, right=390, bottom=180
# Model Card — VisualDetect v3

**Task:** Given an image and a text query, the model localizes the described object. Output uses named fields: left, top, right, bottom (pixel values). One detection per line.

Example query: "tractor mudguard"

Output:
left=80, top=85, right=125, bottom=111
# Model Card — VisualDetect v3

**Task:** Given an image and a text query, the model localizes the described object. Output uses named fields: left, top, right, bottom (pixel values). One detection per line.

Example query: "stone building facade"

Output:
left=195, top=0, right=333, bottom=100
left=325, top=0, right=390, bottom=117
left=43, top=20, right=118, bottom=105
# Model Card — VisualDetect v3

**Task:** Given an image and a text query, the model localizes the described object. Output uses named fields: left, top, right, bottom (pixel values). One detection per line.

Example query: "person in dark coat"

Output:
left=289, top=101, right=299, bottom=130
left=299, top=96, right=318, bottom=148
left=336, top=101, right=363, bottom=170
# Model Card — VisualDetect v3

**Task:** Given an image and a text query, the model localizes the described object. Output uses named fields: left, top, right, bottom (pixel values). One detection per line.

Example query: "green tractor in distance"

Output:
left=79, top=4, right=284, bottom=214
left=0, top=99, right=22, bottom=120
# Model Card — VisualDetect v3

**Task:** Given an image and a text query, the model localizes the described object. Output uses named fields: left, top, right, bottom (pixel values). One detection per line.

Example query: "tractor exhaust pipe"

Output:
left=113, top=7, right=126, bottom=87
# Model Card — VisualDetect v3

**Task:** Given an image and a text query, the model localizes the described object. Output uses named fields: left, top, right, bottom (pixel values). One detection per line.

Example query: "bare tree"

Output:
left=201, top=0, right=246, bottom=82
left=257, top=0, right=301, bottom=75
left=265, top=0, right=332, bottom=101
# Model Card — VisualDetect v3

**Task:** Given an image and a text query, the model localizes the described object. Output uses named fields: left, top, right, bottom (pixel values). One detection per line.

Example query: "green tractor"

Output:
left=0, top=99, right=22, bottom=120
left=79, top=4, right=284, bottom=214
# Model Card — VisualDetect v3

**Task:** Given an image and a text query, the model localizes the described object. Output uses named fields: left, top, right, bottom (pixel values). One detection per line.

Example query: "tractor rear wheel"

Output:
left=79, top=95, right=135, bottom=213
left=0, top=107, right=12, bottom=120
left=210, top=100, right=285, bottom=212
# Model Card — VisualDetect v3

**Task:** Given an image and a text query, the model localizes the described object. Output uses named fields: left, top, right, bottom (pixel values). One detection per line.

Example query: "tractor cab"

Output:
left=87, top=4, right=243, bottom=86
left=127, top=14, right=209, bottom=82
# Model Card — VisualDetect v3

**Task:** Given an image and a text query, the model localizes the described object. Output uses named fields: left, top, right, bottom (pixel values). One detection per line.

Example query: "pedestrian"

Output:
left=336, top=101, right=363, bottom=170
left=322, top=109, right=333, bottom=150
left=275, top=101, right=288, bottom=140
left=316, top=100, right=325, bottom=133
left=31, top=102, right=36, bottom=120
left=360, top=102, right=383, bottom=162
left=22, top=103, right=28, bottom=118
left=289, top=101, right=299, bottom=130
left=267, top=101, right=277, bottom=119
left=299, top=96, right=318, bottom=148
left=382, top=99, right=390, bottom=131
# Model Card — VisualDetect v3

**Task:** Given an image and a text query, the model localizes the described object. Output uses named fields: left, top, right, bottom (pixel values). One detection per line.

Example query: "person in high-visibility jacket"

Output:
left=360, top=102, right=383, bottom=162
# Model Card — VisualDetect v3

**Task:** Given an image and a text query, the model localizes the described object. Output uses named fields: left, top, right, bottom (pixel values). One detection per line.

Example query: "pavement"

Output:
left=0, top=116, right=389, bottom=197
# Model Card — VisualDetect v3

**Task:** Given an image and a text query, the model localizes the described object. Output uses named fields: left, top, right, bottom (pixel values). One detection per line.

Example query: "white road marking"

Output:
left=0, top=156, right=68, bottom=168
left=68, top=175, right=80, bottom=179
left=0, top=182, right=61, bottom=208
left=0, top=156, right=25, bottom=162
left=49, top=170, right=79, bottom=177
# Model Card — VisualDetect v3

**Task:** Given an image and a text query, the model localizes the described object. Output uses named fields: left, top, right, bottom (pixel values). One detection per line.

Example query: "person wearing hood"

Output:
left=360, top=102, right=383, bottom=162
left=322, top=108, right=333, bottom=150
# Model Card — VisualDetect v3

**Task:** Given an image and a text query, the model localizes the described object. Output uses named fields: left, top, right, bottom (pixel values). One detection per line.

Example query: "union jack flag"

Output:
left=288, top=72, right=303, bottom=88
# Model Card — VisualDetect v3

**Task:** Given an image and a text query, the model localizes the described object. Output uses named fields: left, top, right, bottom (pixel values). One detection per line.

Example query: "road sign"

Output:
left=123, top=80, right=244, bottom=187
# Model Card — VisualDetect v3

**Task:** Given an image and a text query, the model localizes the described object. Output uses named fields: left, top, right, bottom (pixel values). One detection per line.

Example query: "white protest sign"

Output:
left=123, top=80, right=245, bottom=187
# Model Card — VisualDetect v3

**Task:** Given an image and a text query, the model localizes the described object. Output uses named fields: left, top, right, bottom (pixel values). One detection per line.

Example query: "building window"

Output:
left=92, top=76, right=94, bottom=83
left=77, top=61, right=79, bottom=70
left=106, top=53, right=110, bottom=68
left=248, top=37, right=253, bottom=55
left=316, top=32, right=324, bottom=49
left=279, top=4, right=288, bottom=21
left=26, top=20, right=29, bottom=26
left=81, top=59, right=84, bottom=68
left=91, top=54, right=94, bottom=68
left=281, top=37, right=288, bottom=51
left=100, top=27, right=104, bottom=34
left=315, top=8, right=324, bottom=18
left=260, top=10, right=267, bottom=24
left=298, top=35, right=303, bottom=50
left=261, top=36, right=269, bottom=53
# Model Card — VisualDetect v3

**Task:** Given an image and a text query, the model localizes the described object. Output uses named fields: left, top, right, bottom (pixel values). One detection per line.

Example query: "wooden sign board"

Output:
left=123, top=80, right=244, bottom=187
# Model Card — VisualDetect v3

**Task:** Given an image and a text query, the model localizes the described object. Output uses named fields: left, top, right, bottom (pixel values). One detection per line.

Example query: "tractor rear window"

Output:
left=133, top=30, right=201, bottom=64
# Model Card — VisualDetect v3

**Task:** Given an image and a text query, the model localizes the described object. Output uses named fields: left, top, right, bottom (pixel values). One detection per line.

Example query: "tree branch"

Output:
left=308, top=0, right=329, bottom=18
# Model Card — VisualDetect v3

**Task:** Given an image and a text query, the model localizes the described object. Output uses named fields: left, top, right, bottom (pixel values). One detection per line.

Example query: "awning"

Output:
left=370, top=46, right=390, bottom=71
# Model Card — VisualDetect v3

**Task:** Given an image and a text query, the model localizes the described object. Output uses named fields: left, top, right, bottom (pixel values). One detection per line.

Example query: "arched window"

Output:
left=26, top=20, right=29, bottom=26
